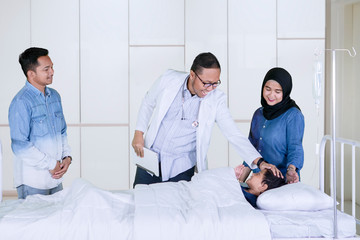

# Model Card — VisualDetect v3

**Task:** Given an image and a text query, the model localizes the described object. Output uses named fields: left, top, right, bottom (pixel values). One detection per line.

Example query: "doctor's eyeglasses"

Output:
left=194, top=71, right=221, bottom=89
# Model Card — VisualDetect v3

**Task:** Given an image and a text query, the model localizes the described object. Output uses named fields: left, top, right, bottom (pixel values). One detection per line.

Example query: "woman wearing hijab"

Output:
left=237, top=67, right=304, bottom=184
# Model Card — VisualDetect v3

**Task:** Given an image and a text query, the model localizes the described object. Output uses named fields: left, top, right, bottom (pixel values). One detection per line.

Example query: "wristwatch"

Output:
left=62, top=156, right=72, bottom=163
left=256, top=158, right=266, bottom=168
left=287, top=166, right=296, bottom=172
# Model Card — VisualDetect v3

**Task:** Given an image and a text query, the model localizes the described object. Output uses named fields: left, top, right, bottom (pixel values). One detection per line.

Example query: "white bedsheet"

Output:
left=133, top=167, right=271, bottom=240
left=262, top=208, right=356, bottom=238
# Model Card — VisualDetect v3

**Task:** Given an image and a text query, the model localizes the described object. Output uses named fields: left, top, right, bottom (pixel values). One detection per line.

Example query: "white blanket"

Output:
left=0, top=179, right=134, bottom=240
left=134, top=167, right=271, bottom=240
left=0, top=167, right=271, bottom=240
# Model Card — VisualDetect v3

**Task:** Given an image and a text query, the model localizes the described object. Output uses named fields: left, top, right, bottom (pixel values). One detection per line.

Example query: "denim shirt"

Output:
left=241, top=185, right=258, bottom=208
left=8, top=81, right=71, bottom=189
left=245, top=107, right=304, bottom=178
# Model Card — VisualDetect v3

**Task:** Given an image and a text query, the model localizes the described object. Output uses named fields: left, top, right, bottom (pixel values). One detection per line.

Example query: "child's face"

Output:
left=247, top=170, right=267, bottom=195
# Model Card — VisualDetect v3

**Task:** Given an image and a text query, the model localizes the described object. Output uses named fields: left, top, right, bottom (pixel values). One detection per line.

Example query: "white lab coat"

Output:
left=135, top=69, right=261, bottom=173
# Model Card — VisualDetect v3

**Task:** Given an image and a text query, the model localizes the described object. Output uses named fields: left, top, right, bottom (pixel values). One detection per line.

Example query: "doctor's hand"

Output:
left=286, top=165, right=299, bottom=184
left=132, top=130, right=145, bottom=157
left=258, top=161, right=283, bottom=179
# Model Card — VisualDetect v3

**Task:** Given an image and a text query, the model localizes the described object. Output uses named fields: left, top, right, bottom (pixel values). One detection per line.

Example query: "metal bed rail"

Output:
left=319, top=135, right=359, bottom=226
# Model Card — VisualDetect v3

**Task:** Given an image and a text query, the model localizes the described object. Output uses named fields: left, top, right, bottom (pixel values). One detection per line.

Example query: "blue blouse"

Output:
left=244, top=107, right=304, bottom=178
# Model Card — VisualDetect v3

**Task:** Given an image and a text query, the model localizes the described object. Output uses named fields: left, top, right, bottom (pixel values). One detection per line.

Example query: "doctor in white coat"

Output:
left=132, top=52, right=281, bottom=187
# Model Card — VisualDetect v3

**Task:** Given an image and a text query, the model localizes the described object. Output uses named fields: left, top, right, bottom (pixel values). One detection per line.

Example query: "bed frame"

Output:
left=0, top=137, right=359, bottom=239
left=319, top=135, right=360, bottom=239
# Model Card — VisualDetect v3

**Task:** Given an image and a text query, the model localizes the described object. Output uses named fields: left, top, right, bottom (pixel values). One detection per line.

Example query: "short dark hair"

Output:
left=262, top=169, right=286, bottom=191
left=19, top=47, right=49, bottom=77
left=190, top=52, right=221, bottom=74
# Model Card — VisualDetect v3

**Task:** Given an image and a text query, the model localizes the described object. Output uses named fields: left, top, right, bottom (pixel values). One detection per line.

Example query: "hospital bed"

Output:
left=0, top=137, right=358, bottom=240
left=264, top=134, right=360, bottom=240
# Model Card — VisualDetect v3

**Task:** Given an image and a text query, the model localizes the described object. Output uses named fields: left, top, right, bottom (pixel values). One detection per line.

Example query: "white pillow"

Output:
left=257, top=182, right=335, bottom=211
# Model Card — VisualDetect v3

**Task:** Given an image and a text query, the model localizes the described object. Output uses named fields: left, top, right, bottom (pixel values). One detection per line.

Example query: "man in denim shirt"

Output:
left=8, top=47, right=72, bottom=199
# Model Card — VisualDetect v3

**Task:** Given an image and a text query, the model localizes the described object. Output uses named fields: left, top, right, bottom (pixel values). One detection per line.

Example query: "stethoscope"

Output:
left=181, top=77, right=200, bottom=128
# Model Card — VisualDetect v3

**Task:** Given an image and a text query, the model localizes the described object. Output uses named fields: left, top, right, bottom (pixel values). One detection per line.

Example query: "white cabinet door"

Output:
left=80, top=0, right=128, bottom=124
left=31, top=0, right=80, bottom=124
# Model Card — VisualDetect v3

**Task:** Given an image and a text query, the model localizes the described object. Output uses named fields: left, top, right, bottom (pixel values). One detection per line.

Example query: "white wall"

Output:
left=0, top=0, right=325, bottom=192
left=329, top=0, right=360, bottom=202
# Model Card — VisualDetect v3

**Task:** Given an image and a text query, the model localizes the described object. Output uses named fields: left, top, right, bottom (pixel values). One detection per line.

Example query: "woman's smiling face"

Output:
left=263, top=80, right=283, bottom=106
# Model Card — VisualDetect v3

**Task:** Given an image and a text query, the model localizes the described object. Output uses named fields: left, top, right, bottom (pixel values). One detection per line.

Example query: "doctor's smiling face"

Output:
left=188, top=52, right=221, bottom=98
left=263, top=80, right=283, bottom=106
left=188, top=68, right=221, bottom=98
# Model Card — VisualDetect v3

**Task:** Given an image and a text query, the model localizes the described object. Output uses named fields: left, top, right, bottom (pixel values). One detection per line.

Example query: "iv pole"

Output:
left=325, top=47, right=356, bottom=239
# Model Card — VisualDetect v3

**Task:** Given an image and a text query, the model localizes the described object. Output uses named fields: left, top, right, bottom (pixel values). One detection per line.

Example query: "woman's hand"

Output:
left=286, top=165, right=299, bottom=183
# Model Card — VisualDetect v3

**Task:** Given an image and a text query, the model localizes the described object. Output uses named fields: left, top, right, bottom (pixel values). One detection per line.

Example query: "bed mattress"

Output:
left=262, top=208, right=356, bottom=238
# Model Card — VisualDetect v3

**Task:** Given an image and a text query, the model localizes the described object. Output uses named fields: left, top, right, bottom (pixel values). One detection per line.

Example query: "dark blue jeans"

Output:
left=133, top=166, right=195, bottom=188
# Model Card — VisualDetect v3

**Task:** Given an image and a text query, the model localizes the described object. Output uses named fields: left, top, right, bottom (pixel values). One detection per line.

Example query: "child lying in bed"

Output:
left=235, top=164, right=286, bottom=208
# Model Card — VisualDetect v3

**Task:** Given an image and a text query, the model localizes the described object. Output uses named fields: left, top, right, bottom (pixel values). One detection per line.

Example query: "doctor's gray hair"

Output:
left=191, top=52, right=221, bottom=74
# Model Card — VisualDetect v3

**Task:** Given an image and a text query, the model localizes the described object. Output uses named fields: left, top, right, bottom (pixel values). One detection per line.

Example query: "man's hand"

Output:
left=234, top=164, right=251, bottom=182
left=49, top=161, right=62, bottom=179
left=132, top=130, right=145, bottom=157
left=50, top=157, right=71, bottom=179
